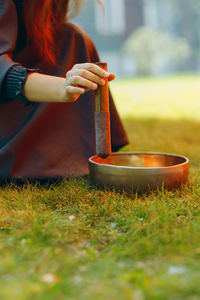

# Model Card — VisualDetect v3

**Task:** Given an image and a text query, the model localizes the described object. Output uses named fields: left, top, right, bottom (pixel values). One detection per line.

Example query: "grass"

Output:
left=1, top=75, right=200, bottom=299
left=111, top=75, right=200, bottom=121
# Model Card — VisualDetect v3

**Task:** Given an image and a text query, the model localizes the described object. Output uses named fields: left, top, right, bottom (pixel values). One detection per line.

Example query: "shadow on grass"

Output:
left=121, top=117, right=200, bottom=163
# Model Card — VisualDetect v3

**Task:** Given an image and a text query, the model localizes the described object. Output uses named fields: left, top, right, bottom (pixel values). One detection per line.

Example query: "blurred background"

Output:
left=72, top=0, right=200, bottom=123
left=74, top=0, right=200, bottom=78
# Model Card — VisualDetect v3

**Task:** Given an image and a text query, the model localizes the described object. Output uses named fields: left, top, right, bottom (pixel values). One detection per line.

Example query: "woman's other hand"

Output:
left=63, top=63, right=115, bottom=102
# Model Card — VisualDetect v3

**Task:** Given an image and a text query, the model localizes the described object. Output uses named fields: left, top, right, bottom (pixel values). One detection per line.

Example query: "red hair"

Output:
left=23, top=0, right=70, bottom=66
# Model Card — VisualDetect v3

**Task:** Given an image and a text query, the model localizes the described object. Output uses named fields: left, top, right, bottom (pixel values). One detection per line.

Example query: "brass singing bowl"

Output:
left=89, top=152, right=189, bottom=192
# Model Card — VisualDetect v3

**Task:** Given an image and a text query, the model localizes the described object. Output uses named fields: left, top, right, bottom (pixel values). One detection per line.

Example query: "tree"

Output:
left=143, top=0, right=200, bottom=71
left=123, top=27, right=191, bottom=76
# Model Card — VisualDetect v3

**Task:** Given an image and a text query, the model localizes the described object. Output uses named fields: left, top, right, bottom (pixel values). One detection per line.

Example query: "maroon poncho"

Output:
left=0, top=0, right=129, bottom=180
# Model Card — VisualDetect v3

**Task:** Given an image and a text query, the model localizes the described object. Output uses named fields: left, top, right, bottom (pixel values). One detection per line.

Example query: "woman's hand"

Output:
left=23, top=63, right=115, bottom=104
left=63, top=63, right=115, bottom=102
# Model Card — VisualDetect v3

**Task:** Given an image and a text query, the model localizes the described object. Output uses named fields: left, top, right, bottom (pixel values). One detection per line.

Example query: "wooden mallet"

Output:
left=94, top=62, right=111, bottom=158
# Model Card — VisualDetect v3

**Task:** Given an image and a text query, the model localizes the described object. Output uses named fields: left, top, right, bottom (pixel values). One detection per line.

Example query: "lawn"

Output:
left=1, top=75, right=200, bottom=300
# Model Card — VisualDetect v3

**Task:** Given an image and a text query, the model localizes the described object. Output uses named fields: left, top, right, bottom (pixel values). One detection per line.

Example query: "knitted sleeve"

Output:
left=4, top=65, right=37, bottom=106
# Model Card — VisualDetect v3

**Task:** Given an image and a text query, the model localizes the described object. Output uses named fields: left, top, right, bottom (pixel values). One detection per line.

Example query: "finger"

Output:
left=108, top=73, right=116, bottom=82
left=66, top=86, right=85, bottom=95
left=76, top=69, right=105, bottom=86
left=73, top=63, right=109, bottom=79
left=69, top=75, right=98, bottom=90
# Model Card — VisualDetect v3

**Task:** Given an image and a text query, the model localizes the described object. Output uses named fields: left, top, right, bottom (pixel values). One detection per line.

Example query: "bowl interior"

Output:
left=90, top=153, right=187, bottom=168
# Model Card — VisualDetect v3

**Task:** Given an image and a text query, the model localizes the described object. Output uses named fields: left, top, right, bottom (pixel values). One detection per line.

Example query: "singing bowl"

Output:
left=89, top=152, right=189, bottom=192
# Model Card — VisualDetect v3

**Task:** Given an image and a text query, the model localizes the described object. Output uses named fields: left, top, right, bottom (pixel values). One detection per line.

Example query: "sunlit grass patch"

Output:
left=110, top=75, right=200, bottom=120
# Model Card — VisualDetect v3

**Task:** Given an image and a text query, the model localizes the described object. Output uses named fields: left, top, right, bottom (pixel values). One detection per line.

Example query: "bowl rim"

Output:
left=88, top=152, right=189, bottom=170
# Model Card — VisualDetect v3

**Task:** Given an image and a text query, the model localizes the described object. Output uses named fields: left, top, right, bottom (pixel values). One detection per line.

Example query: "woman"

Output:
left=0, top=0, right=129, bottom=180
